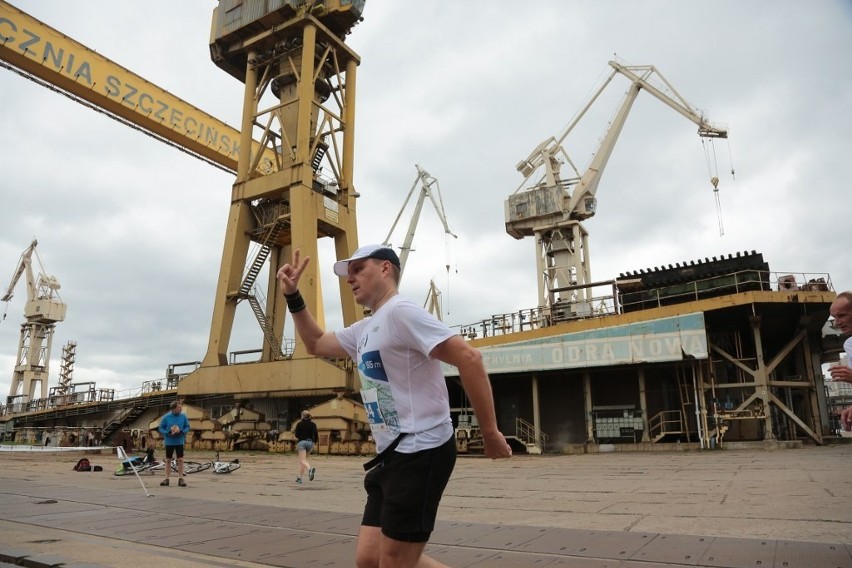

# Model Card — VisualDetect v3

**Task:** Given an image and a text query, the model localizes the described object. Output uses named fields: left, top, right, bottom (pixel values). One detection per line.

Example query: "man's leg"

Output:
left=355, top=525, right=381, bottom=568
left=177, top=446, right=186, bottom=486
left=355, top=526, right=448, bottom=568
left=161, top=446, right=172, bottom=486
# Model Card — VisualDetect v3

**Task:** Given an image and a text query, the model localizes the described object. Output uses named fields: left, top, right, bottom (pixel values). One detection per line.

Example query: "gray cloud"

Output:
left=1, top=0, right=849, bottom=399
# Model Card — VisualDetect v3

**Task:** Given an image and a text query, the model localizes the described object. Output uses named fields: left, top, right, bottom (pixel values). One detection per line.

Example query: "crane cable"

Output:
left=443, top=232, right=456, bottom=320
left=702, top=137, right=725, bottom=237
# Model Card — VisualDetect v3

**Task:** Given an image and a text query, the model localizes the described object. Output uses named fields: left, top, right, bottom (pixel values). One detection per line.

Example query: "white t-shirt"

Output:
left=844, top=337, right=852, bottom=365
left=336, top=294, right=455, bottom=454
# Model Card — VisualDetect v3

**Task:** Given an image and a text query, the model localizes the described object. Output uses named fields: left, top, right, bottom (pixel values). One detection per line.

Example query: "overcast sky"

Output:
left=1, top=1, right=850, bottom=400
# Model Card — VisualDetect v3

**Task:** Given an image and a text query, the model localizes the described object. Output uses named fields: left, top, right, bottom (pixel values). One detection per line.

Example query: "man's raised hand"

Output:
left=276, top=249, right=310, bottom=295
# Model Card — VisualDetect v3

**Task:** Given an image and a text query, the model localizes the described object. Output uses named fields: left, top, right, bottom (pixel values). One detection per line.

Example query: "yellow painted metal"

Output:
left=182, top=11, right=362, bottom=396
left=0, top=0, right=275, bottom=175
left=0, top=0, right=365, bottom=398
left=178, top=356, right=353, bottom=397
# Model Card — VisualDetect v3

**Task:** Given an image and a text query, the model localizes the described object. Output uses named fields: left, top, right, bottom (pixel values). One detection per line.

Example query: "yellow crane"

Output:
left=0, top=0, right=275, bottom=175
left=1, top=239, right=66, bottom=406
left=0, top=0, right=368, bottom=400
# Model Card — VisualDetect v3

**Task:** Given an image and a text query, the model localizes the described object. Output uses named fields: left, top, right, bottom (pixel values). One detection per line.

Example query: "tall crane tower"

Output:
left=179, top=0, right=367, bottom=397
left=0, top=1, right=367, bottom=400
left=1, top=239, right=67, bottom=405
left=506, top=60, right=727, bottom=317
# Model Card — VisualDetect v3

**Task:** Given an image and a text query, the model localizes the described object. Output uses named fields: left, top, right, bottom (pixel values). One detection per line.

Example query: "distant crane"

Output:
left=1, top=239, right=67, bottom=405
left=506, top=60, right=728, bottom=318
left=423, top=280, right=443, bottom=322
left=384, top=164, right=457, bottom=281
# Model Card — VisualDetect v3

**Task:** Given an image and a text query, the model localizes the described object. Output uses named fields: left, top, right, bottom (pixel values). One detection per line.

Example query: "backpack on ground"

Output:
left=73, top=458, right=102, bottom=472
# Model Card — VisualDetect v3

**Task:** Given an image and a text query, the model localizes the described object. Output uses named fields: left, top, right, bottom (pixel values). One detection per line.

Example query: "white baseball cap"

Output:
left=333, top=244, right=401, bottom=277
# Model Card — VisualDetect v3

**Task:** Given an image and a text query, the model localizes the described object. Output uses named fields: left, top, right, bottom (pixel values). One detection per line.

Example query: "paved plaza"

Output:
left=1, top=443, right=851, bottom=567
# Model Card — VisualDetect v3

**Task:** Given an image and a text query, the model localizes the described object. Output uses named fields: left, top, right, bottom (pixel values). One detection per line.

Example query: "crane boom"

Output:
left=0, top=0, right=275, bottom=175
left=384, top=164, right=457, bottom=280
left=1, top=239, right=36, bottom=305
left=2, top=238, right=66, bottom=404
left=609, top=61, right=728, bottom=139
left=505, top=59, right=728, bottom=316
left=565, top=62, right=728, bottom=218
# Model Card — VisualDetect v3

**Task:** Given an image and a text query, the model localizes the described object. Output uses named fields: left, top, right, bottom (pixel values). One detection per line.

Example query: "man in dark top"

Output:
left=294, top=410, right=318, bottom=483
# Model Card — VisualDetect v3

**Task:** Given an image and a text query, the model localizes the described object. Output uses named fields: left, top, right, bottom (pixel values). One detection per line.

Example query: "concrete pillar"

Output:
left=584, top=371, right=594, bottom=442
left=638, top=368, right=650, bottom=442
left=531, top=374, right=541, bottom=447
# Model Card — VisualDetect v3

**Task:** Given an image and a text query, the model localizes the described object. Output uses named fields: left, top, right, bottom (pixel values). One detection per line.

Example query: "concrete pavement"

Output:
left=1, top=442, right=851, bottom=567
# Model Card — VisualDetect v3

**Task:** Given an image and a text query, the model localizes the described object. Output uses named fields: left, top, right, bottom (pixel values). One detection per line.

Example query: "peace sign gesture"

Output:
left=276, top=249, right=310, bottom=295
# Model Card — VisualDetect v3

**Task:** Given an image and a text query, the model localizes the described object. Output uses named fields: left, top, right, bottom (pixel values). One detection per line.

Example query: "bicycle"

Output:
left=204, top=450, right=241, bottom=474
left=114, top=448, right=165, bottom=476
left=168, top=458, right=211, bottom=475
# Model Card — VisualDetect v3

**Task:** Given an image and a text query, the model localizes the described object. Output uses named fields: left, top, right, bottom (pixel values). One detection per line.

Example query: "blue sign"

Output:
left=443, top=312, right=708, bottom=376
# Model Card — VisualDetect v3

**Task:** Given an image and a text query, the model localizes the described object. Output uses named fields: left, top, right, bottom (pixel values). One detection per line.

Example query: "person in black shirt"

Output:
left=294, top=410, right=318, bottom=483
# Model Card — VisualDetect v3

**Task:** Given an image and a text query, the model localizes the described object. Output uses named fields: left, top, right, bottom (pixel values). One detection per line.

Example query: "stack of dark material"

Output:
left=616, top=251, right=770, bottom=312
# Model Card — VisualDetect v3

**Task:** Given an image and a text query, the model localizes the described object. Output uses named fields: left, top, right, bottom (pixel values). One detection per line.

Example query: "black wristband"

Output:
left=285, top=290, right=306, bottom=314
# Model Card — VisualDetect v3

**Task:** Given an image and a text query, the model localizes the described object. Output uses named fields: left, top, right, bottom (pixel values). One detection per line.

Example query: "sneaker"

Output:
left=295, top=477, right=302, bottom=484
left=178, top=478, right=186, bottom=487
left=160, top=479, right=169, bottom=487
left=308, top=467, right=316, bottom=481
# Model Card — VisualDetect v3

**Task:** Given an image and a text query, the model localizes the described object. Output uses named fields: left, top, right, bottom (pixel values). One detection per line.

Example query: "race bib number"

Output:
left=361, top=388, right=389, bottom=431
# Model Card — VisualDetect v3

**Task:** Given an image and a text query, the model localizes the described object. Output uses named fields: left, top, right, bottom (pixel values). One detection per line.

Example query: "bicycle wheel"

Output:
left=183, top=461, right=212, bottom=474
left=213, top=460, right=241, bottom=474
left=143, top=461, right=166, bottom=475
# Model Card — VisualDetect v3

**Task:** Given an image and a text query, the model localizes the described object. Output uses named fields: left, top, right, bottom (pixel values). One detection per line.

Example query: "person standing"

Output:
left=828, top=291, right=852, bottom=431
left=277, top=244, right=512, bottom=568
left=157, top=400, right=191, bottom=487
left=294, top=410, right=319, bottom=484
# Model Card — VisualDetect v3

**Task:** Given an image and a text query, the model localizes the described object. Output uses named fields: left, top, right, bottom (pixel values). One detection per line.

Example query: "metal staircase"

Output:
left=102, top=404, right=146, bottom=442
left=649, top=410, right=684, bottom=442
left=311, top=140, right=328, bottom=172
left=238, top=204, right=292, bottom=360
left=514, top=417, right=549, bottom=454
left=247, top=288, right=285, bottom=360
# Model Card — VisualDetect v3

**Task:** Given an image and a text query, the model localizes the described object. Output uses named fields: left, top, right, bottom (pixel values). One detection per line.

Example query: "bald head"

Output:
left=830, top=291, right=852, bottom=334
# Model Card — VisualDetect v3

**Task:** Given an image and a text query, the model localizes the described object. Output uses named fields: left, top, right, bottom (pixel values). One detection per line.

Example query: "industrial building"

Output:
left=0, top=1, right=844, bottom=454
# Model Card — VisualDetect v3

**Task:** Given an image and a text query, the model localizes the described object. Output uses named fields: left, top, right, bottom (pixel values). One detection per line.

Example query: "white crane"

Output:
left=423, top=279, right=443, bottom=322
left=1, top=239, right=67, bottom=405
left=506, top=60, right=728, bottom=317
left=384, top=164, right=457, bottom=281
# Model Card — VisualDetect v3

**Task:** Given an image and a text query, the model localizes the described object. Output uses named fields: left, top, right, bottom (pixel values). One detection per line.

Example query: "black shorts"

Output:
left=164, top=445, right=184, bottom=459
left=362, top=435, right=456, bottom=543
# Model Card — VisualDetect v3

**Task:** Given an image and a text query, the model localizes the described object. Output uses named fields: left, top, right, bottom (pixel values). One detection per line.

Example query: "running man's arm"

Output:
left=432, top=335, right=512, bottom=459
left=276, top=250, right=347, bottom=358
